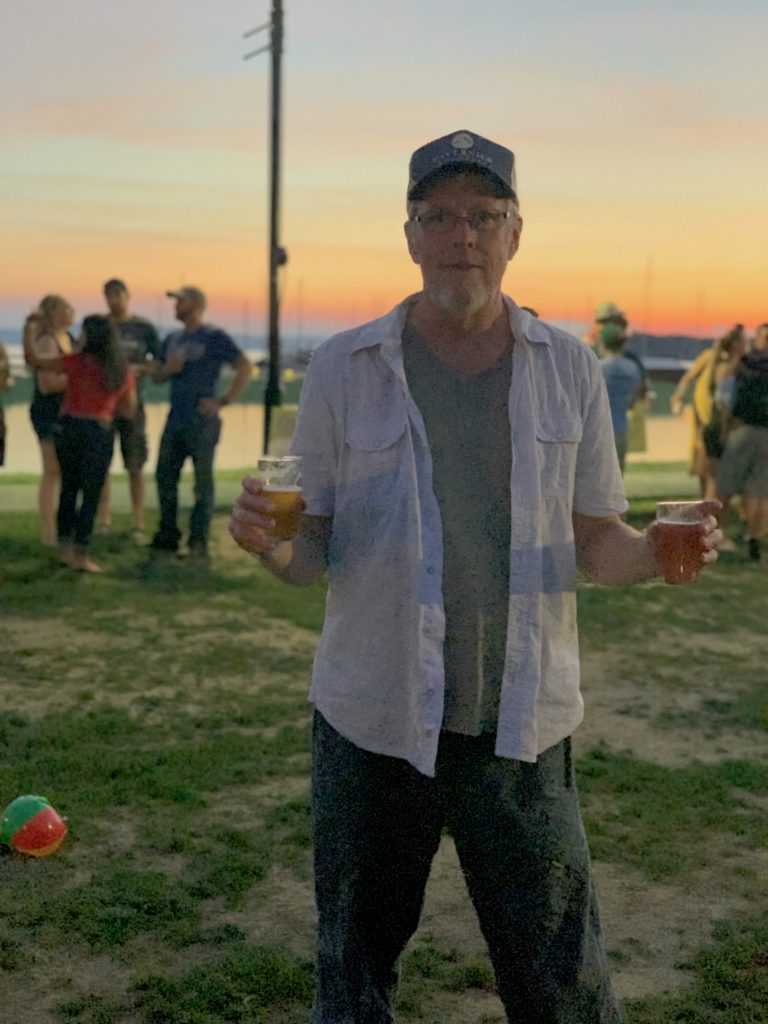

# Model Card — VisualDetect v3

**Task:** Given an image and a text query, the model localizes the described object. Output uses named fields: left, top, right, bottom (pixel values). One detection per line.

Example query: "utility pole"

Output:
left=243, top=1, right=287, bottom=453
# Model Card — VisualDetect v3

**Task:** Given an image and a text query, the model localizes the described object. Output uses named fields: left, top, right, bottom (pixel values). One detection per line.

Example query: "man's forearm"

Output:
left=258, top=531, right=328, bottom=587
left=222, top=358, right=252, bottom=405
left=23, top=322, right=38, bottom=365
left=574, top=515, right=659, bottom=586
left=152, top=363, right=174, bottom=383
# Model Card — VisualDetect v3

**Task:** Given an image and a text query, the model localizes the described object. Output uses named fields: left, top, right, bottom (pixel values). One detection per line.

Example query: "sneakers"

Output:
left=149, top=535, right=180, bottom=555
left=130, top=528, right=147, bottom=547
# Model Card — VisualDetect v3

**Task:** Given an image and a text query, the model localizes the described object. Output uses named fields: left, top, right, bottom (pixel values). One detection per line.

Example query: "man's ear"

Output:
left=404, top=220, right=422, bottom=265
left=507, top=215, right=523, bottom=260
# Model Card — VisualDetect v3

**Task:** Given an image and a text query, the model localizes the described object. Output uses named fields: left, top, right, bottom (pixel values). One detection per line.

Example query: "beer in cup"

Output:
left=257, top=456, right=303, bottom=541
left=654, top=500, right=706, bottom=585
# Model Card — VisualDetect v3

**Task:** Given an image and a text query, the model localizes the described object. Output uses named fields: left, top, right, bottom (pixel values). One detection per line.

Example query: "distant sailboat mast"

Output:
left=641, top=254, right=654, bottom=332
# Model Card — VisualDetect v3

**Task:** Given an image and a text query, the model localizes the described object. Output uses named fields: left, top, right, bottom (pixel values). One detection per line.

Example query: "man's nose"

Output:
left=447, top=216, right=477, bottom=242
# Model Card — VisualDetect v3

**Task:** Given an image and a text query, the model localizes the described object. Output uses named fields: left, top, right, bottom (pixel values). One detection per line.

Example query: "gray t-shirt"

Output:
left=402, top=323, right=512, bottom=735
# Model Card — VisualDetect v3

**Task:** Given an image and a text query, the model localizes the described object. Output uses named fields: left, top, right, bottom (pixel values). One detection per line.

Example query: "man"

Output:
left=590, top=304, right=648, bottom=388
left=151, top=286, right=251, bottom=558
left=97, top=278, right=161, bottom=542
left=0, top=338, right=12, bottom=468
left=599, top=327, right=643, bottom=473
left=717, top=322, right=768, bottom=563
left=229, top=131, right=721, bottom=1022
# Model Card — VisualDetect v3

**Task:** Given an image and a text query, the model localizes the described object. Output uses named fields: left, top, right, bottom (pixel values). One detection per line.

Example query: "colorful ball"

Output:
left=1, top=794, right=68, bottom=857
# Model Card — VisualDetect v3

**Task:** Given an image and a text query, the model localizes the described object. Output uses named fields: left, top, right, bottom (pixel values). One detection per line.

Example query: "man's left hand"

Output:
left=198, top=397, right=224, bottom=418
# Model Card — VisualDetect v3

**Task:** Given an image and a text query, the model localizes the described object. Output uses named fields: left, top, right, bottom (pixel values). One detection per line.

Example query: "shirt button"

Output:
left=426, top=565, right=435, bottom=575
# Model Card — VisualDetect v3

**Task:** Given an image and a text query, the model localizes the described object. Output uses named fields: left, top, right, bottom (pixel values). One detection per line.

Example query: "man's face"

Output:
left=174, top=293, right=198, bottom=322
left=104, top=286, right=129, bottom=319
left=404, top=174, right=522, bottom=319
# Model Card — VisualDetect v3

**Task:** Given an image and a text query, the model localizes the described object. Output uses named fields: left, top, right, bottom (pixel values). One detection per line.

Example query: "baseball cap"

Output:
left=595, top=301, right=625, bottom=322
left=166, top=285, right=207, bottom=310
left=408, top=130, right=517, bottom=202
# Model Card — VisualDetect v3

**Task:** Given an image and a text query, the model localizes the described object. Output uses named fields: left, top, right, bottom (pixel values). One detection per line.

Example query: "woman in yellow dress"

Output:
left=670, top=324, right=746, bottom=498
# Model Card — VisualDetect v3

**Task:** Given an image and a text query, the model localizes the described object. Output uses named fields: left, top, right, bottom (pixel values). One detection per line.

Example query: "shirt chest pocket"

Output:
left=344, top=414, right=409, bottom=509
left=535, top=412, right=583, bottom=496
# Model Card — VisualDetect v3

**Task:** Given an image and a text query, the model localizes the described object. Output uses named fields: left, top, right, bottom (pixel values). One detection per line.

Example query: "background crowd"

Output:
left=15, top=280, right=250, bottom=572
left=586, top=304, right=768, bottom=565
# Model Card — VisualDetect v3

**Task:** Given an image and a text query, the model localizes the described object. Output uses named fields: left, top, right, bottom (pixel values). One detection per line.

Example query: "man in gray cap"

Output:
left=151, top=286, right=251, bottom=558
left=229, top=131, right=721, bottom=1021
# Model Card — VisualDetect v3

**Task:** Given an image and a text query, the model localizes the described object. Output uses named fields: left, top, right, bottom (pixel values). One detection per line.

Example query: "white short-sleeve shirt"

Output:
left=291, top=294, right=628, bottom=777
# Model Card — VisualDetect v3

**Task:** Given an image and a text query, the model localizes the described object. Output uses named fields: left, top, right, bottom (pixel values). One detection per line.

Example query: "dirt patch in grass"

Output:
left=578, top=630, right=767, bottom=767
left=1, top=612, right=317, bottom=721
left=0, top=946, right=137, bottom=1024
left=595, top=840, right=768, bottom=1000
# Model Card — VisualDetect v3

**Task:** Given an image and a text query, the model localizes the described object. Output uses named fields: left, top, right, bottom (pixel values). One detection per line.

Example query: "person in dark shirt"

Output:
left=0, top=339, right=12, bottom=467
left=717, top=323, right=768, bottom=562
left=599, top=327, right=643, bottom=473
left=150, top=286, right=251, bottom=558
left=96, top=279, right=161, bottom=543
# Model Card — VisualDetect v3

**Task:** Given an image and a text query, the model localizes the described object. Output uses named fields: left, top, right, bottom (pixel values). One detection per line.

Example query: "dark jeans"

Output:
left=153, top=416, right=221, bottom=551
left=311, top=713, right=623, bottom=1024
left=54, top=416, right=115, bottom=551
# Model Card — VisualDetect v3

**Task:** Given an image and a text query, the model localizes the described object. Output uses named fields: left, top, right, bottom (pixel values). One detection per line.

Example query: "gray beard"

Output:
left=428, top=281, right=494, bottom=319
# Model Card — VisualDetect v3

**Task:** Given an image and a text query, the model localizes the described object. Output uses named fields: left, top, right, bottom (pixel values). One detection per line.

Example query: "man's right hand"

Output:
left=163, top=350, right=187, bottom=376
left=228, top=476, right=281, bottom=555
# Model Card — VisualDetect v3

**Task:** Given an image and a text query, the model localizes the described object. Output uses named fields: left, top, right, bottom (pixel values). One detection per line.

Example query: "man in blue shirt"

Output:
left=151, top=286, right=251, bottom=557
left=600, top=325, right=644, bottom=473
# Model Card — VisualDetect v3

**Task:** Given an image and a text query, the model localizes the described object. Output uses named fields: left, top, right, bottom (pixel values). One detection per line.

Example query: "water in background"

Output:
left=1, top=402, right=305, bottom=476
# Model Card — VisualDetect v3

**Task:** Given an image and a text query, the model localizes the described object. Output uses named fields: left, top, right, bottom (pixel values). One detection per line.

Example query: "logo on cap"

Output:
left=451, top=132, right=474, bottom=150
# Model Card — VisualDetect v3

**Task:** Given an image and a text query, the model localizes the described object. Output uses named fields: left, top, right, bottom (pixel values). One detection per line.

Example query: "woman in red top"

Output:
left=27, top=315, right=137, bottom=572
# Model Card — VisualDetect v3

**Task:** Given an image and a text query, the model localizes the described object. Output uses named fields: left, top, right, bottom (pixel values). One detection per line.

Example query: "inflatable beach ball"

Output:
left=1, top=795, right=68, bottom=857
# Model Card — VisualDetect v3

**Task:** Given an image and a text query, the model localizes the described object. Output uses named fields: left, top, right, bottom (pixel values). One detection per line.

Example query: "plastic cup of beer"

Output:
left=257, top=456, right=303, bottom=541
left=654, top=501, right=706, bottom=585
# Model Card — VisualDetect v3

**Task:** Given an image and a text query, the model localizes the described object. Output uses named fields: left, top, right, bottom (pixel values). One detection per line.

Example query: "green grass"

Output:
left=1, top=470, right=766, bottom=1023
left=133, top=944, right=315, bottom=1023
left=578, top=749, right=768, bottom=879
left=625, top=917, right=768, bottom=1023
left=622, top=460, right=699, bottom=500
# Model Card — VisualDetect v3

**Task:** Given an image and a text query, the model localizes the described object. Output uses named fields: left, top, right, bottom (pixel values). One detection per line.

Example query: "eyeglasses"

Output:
left=411, top=209, right=512, bottom=234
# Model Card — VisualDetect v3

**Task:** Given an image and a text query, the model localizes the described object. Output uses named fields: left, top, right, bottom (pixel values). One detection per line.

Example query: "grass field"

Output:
left=1, top=467, right=766, bottom=1023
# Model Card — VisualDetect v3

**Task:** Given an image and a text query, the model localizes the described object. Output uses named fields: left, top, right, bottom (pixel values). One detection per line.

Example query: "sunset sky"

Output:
left=3, top=0, right=767, bottom=341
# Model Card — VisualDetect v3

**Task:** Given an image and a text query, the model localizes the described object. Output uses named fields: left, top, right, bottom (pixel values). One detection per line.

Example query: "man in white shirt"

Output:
left=230, top=130, right=721, bottom=1023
